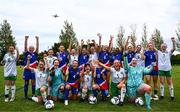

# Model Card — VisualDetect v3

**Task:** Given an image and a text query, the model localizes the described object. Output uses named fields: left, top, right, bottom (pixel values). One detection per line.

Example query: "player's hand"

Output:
left=81, top=39, right=84, bottom=45
left=25, top=36, right=29, bottom=39
left=27, top=55, right=31, bottom=60
left=171, top=37, right=175, bottom=42
left=110, top=35, right=114, bottom=40
left=97, top=33, right=102, bottom=38
left=117, top=82, right=125, bottom=88
left=92, top=39, right=95, bottom=43
left=35, top=36, right=39, bottom=40
left=151, top=62, right=156, bottom=67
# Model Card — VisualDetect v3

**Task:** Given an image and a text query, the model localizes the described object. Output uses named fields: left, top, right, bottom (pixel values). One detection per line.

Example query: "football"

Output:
left=135, top=97, right=144, bottom=106
left=111, top=97, right=120, bottom=105
left=44, top=100, right=55, bottom=109
left=88, top=96, right=97, bottom=104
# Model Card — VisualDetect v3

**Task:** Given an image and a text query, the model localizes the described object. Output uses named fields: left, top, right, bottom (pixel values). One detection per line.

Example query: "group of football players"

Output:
left=2, top=33, right=176, bottom=110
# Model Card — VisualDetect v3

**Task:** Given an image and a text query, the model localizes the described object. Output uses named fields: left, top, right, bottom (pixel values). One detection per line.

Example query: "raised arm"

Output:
left=68, top=39, right=72, bottom=52
left=24, top=36, right=29, bottom=52
left=108, top=35, right=113, bottom=52
left=15, top=46, right=19, bottom=60
left=98, top=61, right=110, bottom=71
left=44, top=57, right=50, bottom=70
left=97, top=33, right=102, bottom=52
left=35, top=36, right=39, bottom=54
left=125, top=36, right=131, bottom=51
left=25, top=55, right=34, bottom=71
left=171, top=37, right=176, bottom=53
left=123, top=57, right=130, bottom=70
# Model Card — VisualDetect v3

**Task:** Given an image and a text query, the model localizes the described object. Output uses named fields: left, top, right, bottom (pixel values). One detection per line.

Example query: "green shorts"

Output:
left=4, top=76, right=16, bottom=81
left=35, top=88, right=41, bottom=96
left=111, top=82, right=120, bottom=97
left=158, top=70, right=172, bottom=77
left=35, top=86, right=47, bottom=96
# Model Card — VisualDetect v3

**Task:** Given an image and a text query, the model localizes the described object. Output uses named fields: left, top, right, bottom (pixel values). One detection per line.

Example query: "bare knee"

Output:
left=66, top=85, right=71, bottom=89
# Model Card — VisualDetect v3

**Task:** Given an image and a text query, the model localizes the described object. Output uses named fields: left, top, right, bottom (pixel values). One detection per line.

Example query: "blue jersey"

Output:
left=95, top=67, right=107, bottom=85
left=144, top=50, right=157, bottom=67
left=57, top=52, right=68, bottom=68
left=24, top=51, right=38, bottom=77
left=78, top=53, right=89, bottom=66
left=67, top=67, right=80, bottom=83
left=99, top=51, right=110, bottom=64
left=125, top=52, right=135, bottom=63
left=111, top=52, right=123, bottom=62
left=24, top=51, right=38, bottom=67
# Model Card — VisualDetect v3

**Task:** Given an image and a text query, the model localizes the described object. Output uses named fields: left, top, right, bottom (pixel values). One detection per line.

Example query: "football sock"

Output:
left=82, top=89, right=87, bottom=99
left=101, top=90, right=107, bottom=96
left=120, top=87, right=126, bottom=102
left=64, top=88, right=69, bottom=100
left=93, top=90, right=98, bottom=97
left=160, top=83, right=164, bottom=96
left=32, top=84, right=35, bottom=95
left=145, top=92, right=151, bottom=107
left=168, top=84, right=174, bottom=97
left=5, top=85, right=10, bottom=97
left=24, top=82, right=29, bottom=98
left=41, top=92, right=47, bottom=102
left=11, top=85, right=16, bottom=98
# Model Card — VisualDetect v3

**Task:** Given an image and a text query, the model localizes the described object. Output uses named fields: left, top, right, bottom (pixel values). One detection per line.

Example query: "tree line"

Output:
left=0, top=19, right=180, bottom=65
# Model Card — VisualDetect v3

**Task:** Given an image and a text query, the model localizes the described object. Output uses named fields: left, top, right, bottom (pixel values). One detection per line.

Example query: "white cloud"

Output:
left=0, top=0, right=179, bottom=53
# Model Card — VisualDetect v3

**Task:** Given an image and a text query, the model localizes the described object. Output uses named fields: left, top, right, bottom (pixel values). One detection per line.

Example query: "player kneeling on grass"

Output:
left=64, top=60, right=81, bottom=105
left=98, top=60, right=126, bottom=106
left=124, top=57, right=154, bottom=110
left=79, top=63, right=93, bottom=102
left=92, top=60, right=109, bottom=102
left=48, top=59, right=65, bottom=101
left=25, top=55, right=48, bottom=103
left=1, top=45, right=19, bottom=102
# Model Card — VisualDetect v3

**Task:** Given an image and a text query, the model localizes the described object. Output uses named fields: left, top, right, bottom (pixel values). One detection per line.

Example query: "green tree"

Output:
left=141, top=23, right=148, bottom=49
left=0, top=20, right=16, bottom=60
left=175, top=22, right=180, bottom=51
left=151, top=29, right=164, bottom=49
left=59, top=20, right=78, bottom=50
left=116, top=26, right=125, bottom=50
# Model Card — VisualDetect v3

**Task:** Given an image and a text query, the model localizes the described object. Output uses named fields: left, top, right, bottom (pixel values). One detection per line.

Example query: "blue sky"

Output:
left=0, top=0, right=180, bottom=53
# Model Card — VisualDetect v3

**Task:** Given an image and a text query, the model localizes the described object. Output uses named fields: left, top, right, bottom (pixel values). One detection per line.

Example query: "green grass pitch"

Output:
left=0, top=66, right=180, bottom=112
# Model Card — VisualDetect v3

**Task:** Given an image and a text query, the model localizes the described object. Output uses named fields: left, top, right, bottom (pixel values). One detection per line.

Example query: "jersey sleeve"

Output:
left=143, top=65, right=153, bottom=74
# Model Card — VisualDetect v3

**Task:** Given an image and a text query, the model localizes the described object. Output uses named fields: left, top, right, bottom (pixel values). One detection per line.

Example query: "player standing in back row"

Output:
left=23, top=36, right=39, bottom=99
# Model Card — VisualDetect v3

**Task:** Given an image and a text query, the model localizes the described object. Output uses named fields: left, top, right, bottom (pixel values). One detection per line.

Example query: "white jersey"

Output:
left=110, top=67, right=126, bottom=84
left=34, top=69, right=48, bottom=90
left=45, top=56, right=57, bottom=69
left=89, top=52, right=98, bottom=62
left=69, top=54, right=78, bottom=65
left=3, top=52, right=17, bottom=77
left=81, top=72, right=93, bottom=90
left=135, top=52, right=144, bottom=67
left=158, top=50, right=172, bottom=71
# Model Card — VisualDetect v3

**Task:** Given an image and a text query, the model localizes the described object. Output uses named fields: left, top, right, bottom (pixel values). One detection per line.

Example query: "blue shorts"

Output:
left=66, top=83, right=79, bottom=95
left=146, top=70, right=158, bottom=76
left=23, top=69, right=35, bottom=80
